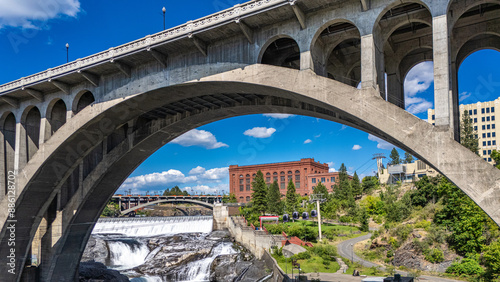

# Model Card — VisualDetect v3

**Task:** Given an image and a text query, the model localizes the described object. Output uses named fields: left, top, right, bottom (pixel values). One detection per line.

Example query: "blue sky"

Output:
left=1, top=1, right=499, bottom=195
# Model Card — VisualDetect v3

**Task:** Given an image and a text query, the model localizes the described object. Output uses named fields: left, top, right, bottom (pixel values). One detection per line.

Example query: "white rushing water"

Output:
left=92, top=216, right=213, bottom=237
left=107, top=240, right=150, bottom=270
left=178, top=242, right=237, bottom=282
left=87, top=216, right=237, bottom=281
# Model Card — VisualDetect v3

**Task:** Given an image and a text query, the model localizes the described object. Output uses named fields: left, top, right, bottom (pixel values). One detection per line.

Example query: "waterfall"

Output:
left=85, top=216, right=238, bottom=281
left=107, top=239, right=150, bottom=270
left=92, top=216, right=213, bottom=237
left=176, top=242, right=237, bottom=282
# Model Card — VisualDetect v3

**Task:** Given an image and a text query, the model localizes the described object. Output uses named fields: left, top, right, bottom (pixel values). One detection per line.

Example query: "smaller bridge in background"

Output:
left=111, top=194, right=223, bottom=215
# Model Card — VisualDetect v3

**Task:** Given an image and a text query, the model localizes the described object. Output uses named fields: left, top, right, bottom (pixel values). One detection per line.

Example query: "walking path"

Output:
left=336, top=233, right=462, bottom=282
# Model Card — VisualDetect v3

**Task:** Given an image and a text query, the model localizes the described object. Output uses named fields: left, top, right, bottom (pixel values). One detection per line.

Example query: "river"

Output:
left=81, top=216, right=249, bottom=281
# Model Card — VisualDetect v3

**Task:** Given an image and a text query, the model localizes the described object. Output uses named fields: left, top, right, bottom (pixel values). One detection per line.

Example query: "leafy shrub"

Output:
left=424, top=249, right=444, bottom=263
left=391, top=224, right=413, bottom=243
left=339, top=215, right=352, bottom=223
left=386, top=249, right=394, bottom=258
left=446, top=257, right=484, bottom=276
left=415, top=220, right=431, bottom=230
left=412, top=238, right=429, bottom=254
left=309, top=245, right=338, bottom=259
left=293, top=251, right=311, bottom=260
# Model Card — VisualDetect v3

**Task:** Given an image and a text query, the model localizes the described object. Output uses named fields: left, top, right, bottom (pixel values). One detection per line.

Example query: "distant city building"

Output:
left=229, top=158, right=345, bottom=203
left=428, top=97, right=499, bottom=164
left=379, top=160, right=439, bottom=184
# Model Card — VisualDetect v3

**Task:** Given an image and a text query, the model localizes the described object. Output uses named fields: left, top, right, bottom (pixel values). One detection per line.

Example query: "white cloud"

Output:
left=121, top=166, right=228, bottom=191
left=244, top=127, right=276, bottom=138
left=404, top=62, right=434, bottom=114
left=404, top=62, right=434, bottom=97
left=352, top=145, right=362, bottom=150
left=326, top=162, right=336, bottom=172
left=340, top=125, right=348, bottom=131
left=183, top=183, right=229, bottom=195
left=121, top=170, right=197, bottom=190
left=189, top=166, right=206, bottom=175
left=368, top=134, right=393, bottom=150
left=183, top=185, right=218, bottom=195
left=459, top=91, right=472, bottom=102
left=406, top=97, right=433, bottom=115
left=0, top=0, right=81, bottom=29
left=263, top=113, right=294, bottom=119
left=197, top=167, right=229, bottom=181
left=304, top=139, right=312, bottom=144
left=171, top=129, right=228, bottom=149
left=314, top=134, right=321, bottom=138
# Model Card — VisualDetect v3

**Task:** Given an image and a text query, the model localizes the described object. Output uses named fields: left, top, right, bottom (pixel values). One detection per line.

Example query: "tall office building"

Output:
left=428, top=97, right=500, bottom=164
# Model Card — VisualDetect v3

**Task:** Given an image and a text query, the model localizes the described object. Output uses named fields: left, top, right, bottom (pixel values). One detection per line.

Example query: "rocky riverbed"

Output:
left=80, top=230, right=271, bottom=281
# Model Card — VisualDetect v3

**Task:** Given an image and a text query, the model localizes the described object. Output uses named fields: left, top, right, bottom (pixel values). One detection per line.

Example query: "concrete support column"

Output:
left=361, top=34, right=384, bottom=96
left=39, top=117, right=48, bottom=145
left=432, top=15, right=455, bottom=137
left=300, top=51, right=314, bottom=71
left=14, top=122, right=25, bottom=173
left=451, top=61, right=460, bottom=141
left=39, top=199, right=57, bottom=281
left=361, top=34, right=377, bottom=90
left=386, top=72, right=404, bottom=108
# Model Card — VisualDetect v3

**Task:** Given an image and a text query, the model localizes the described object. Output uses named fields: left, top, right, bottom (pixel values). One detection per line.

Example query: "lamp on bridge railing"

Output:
left=66, top=43, right=69, bottom=62
left=162, top=7, right=166, bottom=30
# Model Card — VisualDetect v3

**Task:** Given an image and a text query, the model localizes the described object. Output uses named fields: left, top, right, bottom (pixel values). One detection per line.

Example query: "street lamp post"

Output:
left=65, top=43, right=69, bottom=62
left=162, top=7, right=166, bottom=30
left=351, top=243, right=354, bottom=264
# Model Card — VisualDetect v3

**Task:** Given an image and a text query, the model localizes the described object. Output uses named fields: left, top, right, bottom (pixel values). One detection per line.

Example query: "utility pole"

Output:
left=372, top=154, right=386, bottom=176
left=310, top=193, right=326, bottom=241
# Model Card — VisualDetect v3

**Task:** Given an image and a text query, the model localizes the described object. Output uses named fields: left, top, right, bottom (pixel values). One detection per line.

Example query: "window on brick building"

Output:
left=321, top=177, right=325, bottom=182
left=281, top=176, right=285, bottom=181
left=296, top=182, right=300, bottom=189
left=246, top=196, right=250, bottom=202
left=239, top=197, right=244, bottom=202
left=246, top=185, right=250, bottom=191
left=312, top=178, right=316, bottom=183
left=280, top=183, right=285, bottom=189
left=331, top=177, right=335, bottom=182
left=240, top=185, right=244, bottom=191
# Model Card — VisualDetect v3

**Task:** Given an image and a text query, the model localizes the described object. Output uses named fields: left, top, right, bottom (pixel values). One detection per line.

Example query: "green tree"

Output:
left=362, top=176, right=379, bottom=194
left=351, top=172, right=362, bottom=198
left=389, top=148, right=401, bottom=165
left=251, top=170, right=268, bottom=214
left=285, top=179, right=298, bottom=214
left=359, top=207, right=369, bottom=232
left=227, top=193, right=238, bottom=203
left=484, top=240, right=500, bottom=278
left=404, top=152, right=414, bottom=164
left=410, top=175, right=440, bottom=207
left=333, top=163, right=353, bottom=204
left=460, top=110, right=479, bottom=155
left=267, top=180, right=282, bottom=214
left=435, top=178, right=487, bottom=256
left=313, top=181, right=328, bottom=197
left=102, top=201, right=120, bottom=217
left=491, top=150, right=500, bottom=169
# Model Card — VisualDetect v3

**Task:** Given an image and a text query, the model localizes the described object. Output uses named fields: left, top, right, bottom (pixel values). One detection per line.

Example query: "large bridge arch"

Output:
left=0, top=64, right=499, bottom=281
left=120, top=199, right=214, bottom=215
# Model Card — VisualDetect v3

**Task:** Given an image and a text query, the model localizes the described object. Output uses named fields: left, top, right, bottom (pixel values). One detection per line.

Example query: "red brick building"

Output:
left=229, top=158, right=343, bottom=203
left=306, top=172, right=350, bottom=193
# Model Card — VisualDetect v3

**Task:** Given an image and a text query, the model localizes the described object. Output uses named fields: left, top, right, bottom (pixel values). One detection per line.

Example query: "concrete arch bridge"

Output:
left=118, top=198, right=217, bottom=215
left=0, top=0, right=499, bottom=281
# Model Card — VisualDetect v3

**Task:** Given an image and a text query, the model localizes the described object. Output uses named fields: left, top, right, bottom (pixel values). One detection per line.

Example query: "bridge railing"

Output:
left=97, top=215, right=212, bottom=223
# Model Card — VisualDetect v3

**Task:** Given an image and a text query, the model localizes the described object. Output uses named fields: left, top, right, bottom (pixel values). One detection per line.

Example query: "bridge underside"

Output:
left=0, top=65, right=499, bottom=281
